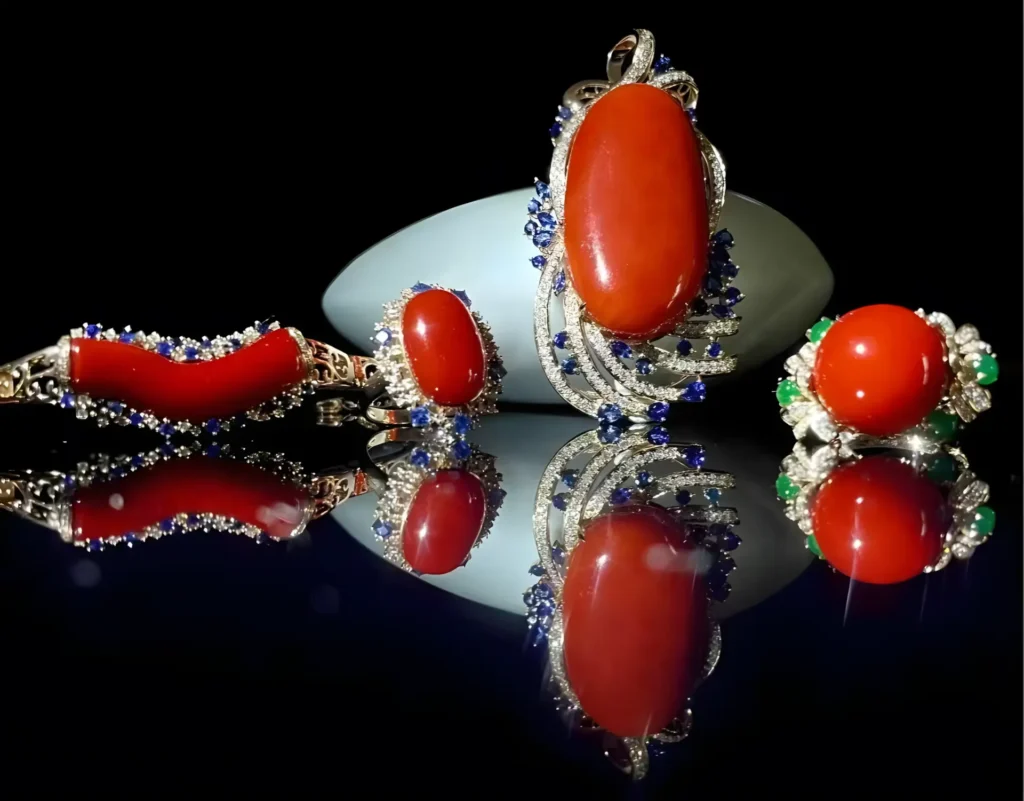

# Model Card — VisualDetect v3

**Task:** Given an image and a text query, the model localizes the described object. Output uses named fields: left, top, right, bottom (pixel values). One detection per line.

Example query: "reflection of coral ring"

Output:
left=526, top=426, right=738, bottom=779
left=779, top=304, right=997, bottom=445
left=365, top=427, right=505, bottom=576
left=532, top=29, right=742, bottom=422
left=778, top=440, right=994, bottom=584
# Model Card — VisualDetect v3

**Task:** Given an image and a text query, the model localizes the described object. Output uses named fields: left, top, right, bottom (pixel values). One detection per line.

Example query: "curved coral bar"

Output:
left=69, top=328, right=308, bottom=422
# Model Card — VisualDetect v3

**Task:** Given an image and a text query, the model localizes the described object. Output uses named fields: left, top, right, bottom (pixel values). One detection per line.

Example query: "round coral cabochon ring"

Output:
left=531, top=29, right=742, bottom=423
left=779, top=305, right=997, bottom=444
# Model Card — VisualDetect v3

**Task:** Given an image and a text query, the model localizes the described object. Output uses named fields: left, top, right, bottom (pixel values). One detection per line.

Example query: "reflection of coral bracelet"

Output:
left=0, top=286, right=503, bottom=436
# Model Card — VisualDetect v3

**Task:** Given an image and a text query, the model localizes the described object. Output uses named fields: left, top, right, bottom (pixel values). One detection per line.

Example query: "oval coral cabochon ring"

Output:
left=531, top=29, right=743, bottom=424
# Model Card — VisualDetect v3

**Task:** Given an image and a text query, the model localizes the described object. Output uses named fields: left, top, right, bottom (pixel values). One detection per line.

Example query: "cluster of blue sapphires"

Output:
left=79, top=320, right=276, bottom=362
left=526, top=181, right=567, bottom=293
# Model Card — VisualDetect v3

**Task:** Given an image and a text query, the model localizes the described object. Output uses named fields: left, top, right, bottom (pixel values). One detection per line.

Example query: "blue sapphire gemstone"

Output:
left=687, top=109, right=698, bottom=124
left=611, top=340, right=632, bottom=358
left=159, top=518, right=174, bottom=532
left=124, top=533, right=139, bottom=544
left=558, top=106, right=573, bottom=120
left=691, top=297, right=709, bottom=316
left=553, top=271, right=566, bottom=294
left=489, top=360, right=508, bottom=380
left=374, top=327, right=392, bottom=346
left=453, top=289, right=472, bottom=307
left=552, top=330, right=568, bottom=349
left=552, top=493, right=569, bottom=511
left=704, top=275, right=723, bottom=295
left=636, top=358, right=653, bottom=375
left=611, top=487, right=632, bottom=505
left=676, top=490, right=691, bottom=505
left=119, top=330, right=135, bottom=344
left=452, top=440, right=472, bottom=461
left=535, top=181, right=551, bottom=199
left=721, top=530, right=741, bottom=551
left=531, top=255, right=547, bottom=269
left=410, top=448, right=430, bottom=468
left=156, top=341, right=173, bottom=357
left=205, top=418, right=220, bottom=434
left=647, top=427, right=670, bottom=446
left=635, top=471, right=653, bottom=489
left=682, top=445, right=706, bottom=468
left=206, top=444, right=221, bottom=458
left=85, top=324, right=101, bottom=338
left=63, top=475, right=76, bottom=490
left=647, top=401, right=670, bottom=422
left=725, top=286, right=743, bottom=306
left=522, top=588, right=536, bottom=607
left=87, top=540, right=102, bottom=552
left=184, top=346, right=199, bottom=361
left=598, top=423, right=622, bottom=444
left=410, top=406, right=430, bottom=428
left=551, top=545, right=566, bottom=566
left=708, top=568, right=729, bottom=590
left=201, top=337, right=212, bottom=349
left=676, top=339, right=692, bottom=357
left=129, top=412, right=144, bottom=426
left=59, top=392, right=75, bottom=409
left=529, top=564, right=546, bottom=577
left=549, top=122, right=562, bottom=138
left=187, top=514, right=200, bottom=526
left=257, top=322, right=271, bottom=335
left=130, top=455, right=144, bottom=468
left=561, top=469, right=579, bottom=488
left=411, top=282, right=432, bottom=294
left=707, top=342, right=723, bottom=358
left=160, top=442, right=174, bottom=456
left=535, top=600, right=554, bottom=619
left=597, top=403, right=623, bottom=424
left=720, top=261, right=739, bottom=279
left=716, top=556, right=737, bottom=575
left=255, top=532, right=272, bottom=546
left=713, top=229, right=735, bottom=248
left=230, top=338, right=242, bottom=350
left=710, top=582, right=732, bottom=602
left=372, top=519, right=392, bottom=539
left=107, top=401, right=123, bottom=414
left=706, top=487, right=722, bottom=502
left=533, top=230, right=553, bottom=248
left=111, top=467, right=125, bottom=479
left=534, top=582, right=554, bottom=601
left=653, top=54, right=673, bottom=73
left=488, top=487, right=507, bottom=507
left=537, top=212, right=557, bottom=230
left=561, top=357, right=578, bottom=375
left=524, top=220, right=538, bottom=236
left=528, top=626, right=548, bottom=648
left=158, top=423, right=175, bottom=437
left=527, top=198, right=541, bottom=214
left=711, top=304, right=734, bottom=319
left=681, top=381, right=707, bottom=402
left=453, top=413, right=472, bottom=436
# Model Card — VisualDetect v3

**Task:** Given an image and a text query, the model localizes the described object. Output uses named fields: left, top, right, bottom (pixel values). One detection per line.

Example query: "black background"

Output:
left=3, top=12, right=1022, bottom=797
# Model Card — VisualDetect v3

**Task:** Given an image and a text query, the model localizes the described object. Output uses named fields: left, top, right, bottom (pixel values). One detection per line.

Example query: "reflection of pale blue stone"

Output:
left=329, top=413, right=813, bottom=619
left=323, top=188, right=833, bottom=405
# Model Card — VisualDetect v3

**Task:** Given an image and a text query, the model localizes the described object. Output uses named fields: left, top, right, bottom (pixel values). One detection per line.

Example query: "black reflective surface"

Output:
left=4, top=14, right=1021, bottom=798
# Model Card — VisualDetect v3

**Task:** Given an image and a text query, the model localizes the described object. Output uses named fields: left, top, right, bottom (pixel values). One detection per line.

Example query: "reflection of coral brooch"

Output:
left=778, top=305, right=997, bottom=449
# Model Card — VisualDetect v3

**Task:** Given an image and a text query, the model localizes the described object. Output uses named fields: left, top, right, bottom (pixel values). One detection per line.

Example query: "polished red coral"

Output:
left=812, top=305, right=948, bottom=436
left=564, top=83, right=708, bottom=338
left=402, top=469, right=487, bottom=574
left=401, top=289, right=486, bottom=406
left=563, top=506, right=709, bottom=737
left=811, top=456, right=948, bottom=584
left=72, top=457, right=311, bottom=542
left=69, top=328, right=308, bottom=422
